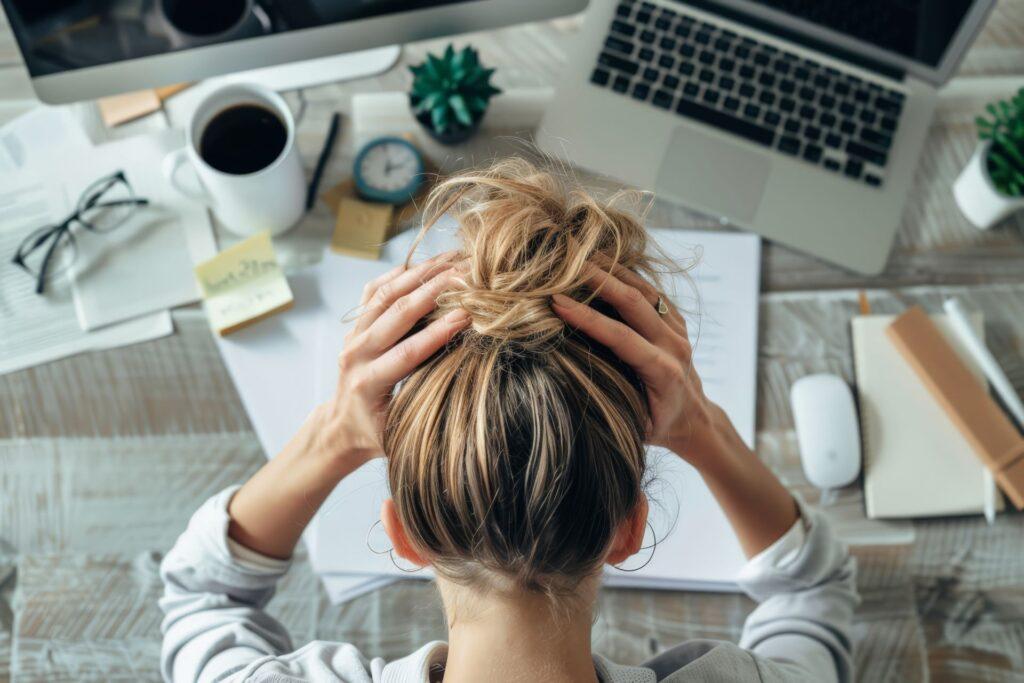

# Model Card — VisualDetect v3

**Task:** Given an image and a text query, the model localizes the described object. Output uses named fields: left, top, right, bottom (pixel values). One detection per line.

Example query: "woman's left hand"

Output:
left=551, top=263, right=724, bottom=465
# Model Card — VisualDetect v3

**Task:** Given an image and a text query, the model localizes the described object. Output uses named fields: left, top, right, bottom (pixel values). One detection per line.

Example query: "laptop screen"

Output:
left=746, top=0, right=975, bottom=67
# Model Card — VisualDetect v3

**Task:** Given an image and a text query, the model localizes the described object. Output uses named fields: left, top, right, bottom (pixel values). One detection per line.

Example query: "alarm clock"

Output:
left=353, top=136, right=425, bottom=204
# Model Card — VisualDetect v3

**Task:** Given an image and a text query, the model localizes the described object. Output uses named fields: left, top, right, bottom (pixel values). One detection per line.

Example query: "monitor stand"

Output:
left=207, top=46, right=402, bottom=92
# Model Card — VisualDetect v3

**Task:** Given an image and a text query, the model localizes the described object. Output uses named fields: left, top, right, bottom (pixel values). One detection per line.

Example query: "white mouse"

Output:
left=790, top=374, right=862, bottom=490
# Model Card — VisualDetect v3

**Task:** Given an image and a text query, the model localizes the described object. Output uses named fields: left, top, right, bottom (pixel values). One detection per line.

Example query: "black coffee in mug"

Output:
left=199, top=104, right=288, bottom=175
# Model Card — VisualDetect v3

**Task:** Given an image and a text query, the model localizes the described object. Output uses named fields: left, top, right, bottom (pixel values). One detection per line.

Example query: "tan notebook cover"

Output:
left=888, top=306, right=1024, bottom=509
left=854, top=313, right=1004, bottom=518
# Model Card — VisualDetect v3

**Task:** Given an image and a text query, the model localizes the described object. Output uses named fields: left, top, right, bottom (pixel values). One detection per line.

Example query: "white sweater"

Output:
left=159, top=487, right=858, bottom=682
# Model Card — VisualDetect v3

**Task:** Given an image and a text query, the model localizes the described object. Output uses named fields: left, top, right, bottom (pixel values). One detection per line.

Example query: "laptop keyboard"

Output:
left=591, top=0, right=905, bottom=188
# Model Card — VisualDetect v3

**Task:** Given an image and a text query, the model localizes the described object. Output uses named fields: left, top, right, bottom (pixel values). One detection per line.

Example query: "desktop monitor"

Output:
left=1, top=0, right=588, bottom=104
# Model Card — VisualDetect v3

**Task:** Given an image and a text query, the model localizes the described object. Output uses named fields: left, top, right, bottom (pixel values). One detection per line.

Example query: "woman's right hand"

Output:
left=320, top=252, right=469, bottom=467
left=551, top=264, right=729, bottom=466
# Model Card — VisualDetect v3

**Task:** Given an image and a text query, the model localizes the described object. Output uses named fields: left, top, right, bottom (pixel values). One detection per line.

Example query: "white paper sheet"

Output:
left=308, top=226, right=761, bottom=589
left=0, top=106, right=90, bottom=174
left=68, top=129, right=217, bottom=330
left=213, top=268, right=328, bottom=460
left=0, top=178, right=173, bottom=376
left=213, top=254, right=396, bottom=600
left=311, top=224, right=461, bottom=405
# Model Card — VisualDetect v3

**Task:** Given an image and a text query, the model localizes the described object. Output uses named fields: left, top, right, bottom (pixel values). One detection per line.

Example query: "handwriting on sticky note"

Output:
left=194, top=231, right=293, bottom=336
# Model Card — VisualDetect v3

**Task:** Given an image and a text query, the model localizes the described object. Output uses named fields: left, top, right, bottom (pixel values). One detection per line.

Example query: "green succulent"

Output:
left=977, top=87, right=1024, bottom=197
left=409, top=45, right=502, bottom=135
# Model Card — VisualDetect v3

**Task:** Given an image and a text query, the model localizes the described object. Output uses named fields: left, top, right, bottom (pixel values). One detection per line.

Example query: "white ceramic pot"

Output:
left=952, top=140, right=1024, bottom=230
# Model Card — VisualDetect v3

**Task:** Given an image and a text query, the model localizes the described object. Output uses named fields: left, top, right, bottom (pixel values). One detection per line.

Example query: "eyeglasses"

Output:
left=12, top=171, right=149, bottom=295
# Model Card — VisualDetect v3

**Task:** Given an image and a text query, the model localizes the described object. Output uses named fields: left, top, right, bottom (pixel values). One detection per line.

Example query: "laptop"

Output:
left=538, top=0, right=995, bottom=274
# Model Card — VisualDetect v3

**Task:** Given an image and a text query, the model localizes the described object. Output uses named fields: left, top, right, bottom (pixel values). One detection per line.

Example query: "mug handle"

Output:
left=162, top=148, right=213, bottom=205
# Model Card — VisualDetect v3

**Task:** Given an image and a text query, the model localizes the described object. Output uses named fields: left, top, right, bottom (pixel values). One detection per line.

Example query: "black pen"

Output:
left=306, top=111, right=341, bottom=211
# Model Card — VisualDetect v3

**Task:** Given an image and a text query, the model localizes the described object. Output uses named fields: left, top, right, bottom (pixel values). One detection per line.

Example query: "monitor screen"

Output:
left=746, top=0, right=975, bottom=67
left=2, top=0, right=472, bottom=77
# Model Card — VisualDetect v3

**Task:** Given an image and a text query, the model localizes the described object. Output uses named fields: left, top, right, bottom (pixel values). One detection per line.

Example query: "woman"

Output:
left=159, top=159, right=858, bottom=683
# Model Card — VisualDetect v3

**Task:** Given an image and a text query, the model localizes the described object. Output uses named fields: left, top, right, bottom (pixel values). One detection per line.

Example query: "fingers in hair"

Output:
left=588, top=257, right=689, bottom=338
left=581, top=264, right=670, bottom=342
left=551, top=293, right=662, bottom=373
left=371, top=309, right=470, bottom=385
left=362, top=268, right=461, bottom=353
left=355, top=251, right=458, bottom=333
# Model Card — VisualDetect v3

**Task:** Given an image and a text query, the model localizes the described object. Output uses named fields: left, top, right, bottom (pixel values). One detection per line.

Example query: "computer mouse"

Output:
left=790, top=374, right=862, bottom=490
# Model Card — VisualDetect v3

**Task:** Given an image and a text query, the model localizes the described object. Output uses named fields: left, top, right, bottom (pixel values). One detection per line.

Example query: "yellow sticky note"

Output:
left=320, top=177, right=356, bottom=215
left=331, top=197, right=394, bottom=260
left=194, top=231, right=294, bottom=336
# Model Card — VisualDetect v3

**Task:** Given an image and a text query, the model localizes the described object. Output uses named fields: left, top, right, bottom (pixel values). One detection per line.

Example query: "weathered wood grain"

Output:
left=0, top=543, right=14, bottom=683
left=0, top=313, right=252, bottom=440
left=5, top=284, right=1024, bottom=682
left=14, top=554, right=164, bottom=683
left=3, top=3, right=1024, bottom=682
left=959, top=0, right=1024, bottom=78
left=0, top=434, right=263, bottom=554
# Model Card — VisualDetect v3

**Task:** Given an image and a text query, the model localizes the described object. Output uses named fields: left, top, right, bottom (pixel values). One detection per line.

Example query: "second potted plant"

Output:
left=409, top=45, right=502, bottom=145
left=953, top=87, right=1024, bottom=229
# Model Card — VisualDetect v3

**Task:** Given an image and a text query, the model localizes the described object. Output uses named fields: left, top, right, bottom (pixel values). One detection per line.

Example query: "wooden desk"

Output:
left=2, top=5, right=1024, bottom=681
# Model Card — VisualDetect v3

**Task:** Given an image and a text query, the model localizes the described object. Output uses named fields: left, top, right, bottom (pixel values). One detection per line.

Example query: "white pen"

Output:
left=943, top=297, right=1024, bottom=524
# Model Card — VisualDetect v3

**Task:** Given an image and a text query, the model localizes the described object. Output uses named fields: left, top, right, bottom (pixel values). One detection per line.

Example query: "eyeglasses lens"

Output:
left=78, top=175, right=136, bottom=233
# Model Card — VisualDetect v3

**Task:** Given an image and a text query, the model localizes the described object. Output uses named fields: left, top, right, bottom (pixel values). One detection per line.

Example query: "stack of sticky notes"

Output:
left=321, top=179, right=396, bottom=260
left=194, top=231, right=293, bottom=336
left=96, top=83, right=192, bottom=127
left=320, top=149, right=435, bottom=260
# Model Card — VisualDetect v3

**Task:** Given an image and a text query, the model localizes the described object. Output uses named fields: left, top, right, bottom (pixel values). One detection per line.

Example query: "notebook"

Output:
left=854, top=314, right=1005, bottom=519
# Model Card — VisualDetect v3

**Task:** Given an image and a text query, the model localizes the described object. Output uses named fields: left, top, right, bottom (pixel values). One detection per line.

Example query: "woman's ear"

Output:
left=606, top=496, right=649, bottom=566
left=381, top=499, right=429, bottom=567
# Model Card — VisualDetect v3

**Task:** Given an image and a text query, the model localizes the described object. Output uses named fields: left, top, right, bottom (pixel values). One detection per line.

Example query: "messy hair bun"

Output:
left=384, top=158, right=664, bottom=602
left=415, top=158, right=662, bottom=349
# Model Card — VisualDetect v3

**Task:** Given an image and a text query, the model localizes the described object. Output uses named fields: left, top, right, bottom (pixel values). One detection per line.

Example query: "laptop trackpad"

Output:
left=655, top=126, right=771, bottom=223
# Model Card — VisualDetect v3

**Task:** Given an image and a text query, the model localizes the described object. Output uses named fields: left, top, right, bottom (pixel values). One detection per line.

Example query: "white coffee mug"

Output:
left=163, top=83, right=305, bottom=237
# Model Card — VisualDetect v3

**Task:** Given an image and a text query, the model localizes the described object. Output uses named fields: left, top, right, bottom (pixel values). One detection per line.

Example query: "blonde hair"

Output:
left=384, top=158, right=665, bottom=602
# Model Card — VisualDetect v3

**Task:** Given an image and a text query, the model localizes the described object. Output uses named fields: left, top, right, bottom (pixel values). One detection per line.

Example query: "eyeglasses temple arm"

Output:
left=33, top=225, right=70, bottom=295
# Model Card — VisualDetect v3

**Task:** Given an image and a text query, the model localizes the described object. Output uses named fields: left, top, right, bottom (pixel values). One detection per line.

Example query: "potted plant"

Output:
left=953, top=87, right=1024, bottom=229
left=409, top=45, right=502, bottom=145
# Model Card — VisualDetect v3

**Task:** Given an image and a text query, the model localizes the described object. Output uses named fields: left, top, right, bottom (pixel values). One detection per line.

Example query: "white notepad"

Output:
left=854, top=314, right=1004, bottom=519
left=68, top=129, right=216, bottom=331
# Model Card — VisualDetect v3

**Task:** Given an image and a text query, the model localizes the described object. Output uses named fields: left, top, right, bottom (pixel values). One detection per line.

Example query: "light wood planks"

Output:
left=5, top=286, right=1024, bottom=682
left=3, top=2, right=1024, bottom=681
left=0, top=315, right=252, bottom=440
left=960, top=0, right=1024, bottom=77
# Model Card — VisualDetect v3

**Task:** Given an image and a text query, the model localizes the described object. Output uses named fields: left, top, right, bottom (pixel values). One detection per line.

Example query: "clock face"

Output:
left=357, top=139, right=422, bottom=197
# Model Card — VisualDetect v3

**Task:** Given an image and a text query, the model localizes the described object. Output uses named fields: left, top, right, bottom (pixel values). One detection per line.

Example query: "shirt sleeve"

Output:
left=158, top=487, right=377, bottom=683
left=734, top=498, right=860, bottom=683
